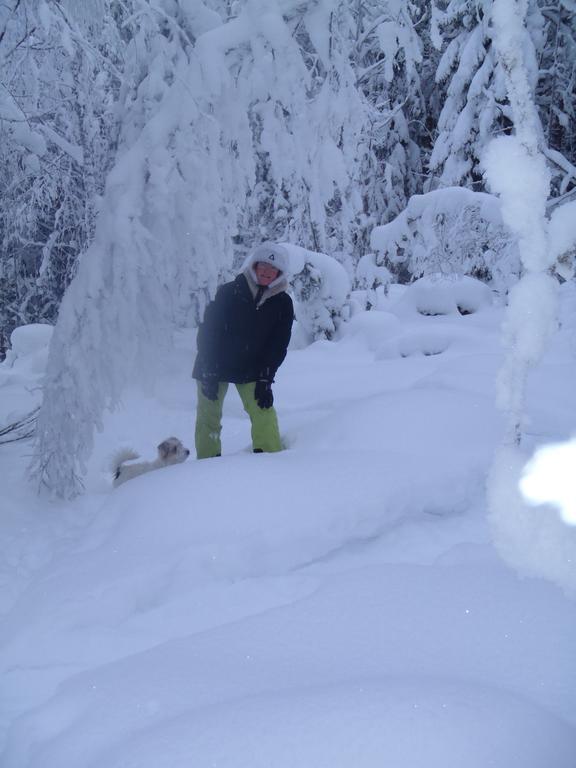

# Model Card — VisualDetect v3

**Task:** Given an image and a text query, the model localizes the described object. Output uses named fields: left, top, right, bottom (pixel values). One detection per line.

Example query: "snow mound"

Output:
left=7, top=324, right=53, bottom=358
left=395, top=275, right=493, bottom=317
left=338, top=310, right=401, bottom=354
left=0, top=324, right=53, bottom=420
left=397, top=330, right=451, bottom=357
left=0, top=385, right=502, bottom=721
left=1, top=324, right=53, bottom=377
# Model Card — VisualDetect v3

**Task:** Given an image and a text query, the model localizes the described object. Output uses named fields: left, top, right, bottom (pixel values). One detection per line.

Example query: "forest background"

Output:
left=1, top=0, right=574, bottom=349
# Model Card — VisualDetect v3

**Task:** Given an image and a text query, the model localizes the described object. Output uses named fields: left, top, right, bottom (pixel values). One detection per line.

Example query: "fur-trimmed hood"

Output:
left=245, top=242, right=291, bottom=292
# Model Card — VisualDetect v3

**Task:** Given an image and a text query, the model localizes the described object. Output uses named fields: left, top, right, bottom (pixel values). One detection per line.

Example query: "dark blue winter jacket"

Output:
left=193, top=273, right=294, bottom=384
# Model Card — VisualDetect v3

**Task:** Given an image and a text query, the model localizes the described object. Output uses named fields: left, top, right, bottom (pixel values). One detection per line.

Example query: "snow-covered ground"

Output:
left=2, top=282, right=576, bottom=767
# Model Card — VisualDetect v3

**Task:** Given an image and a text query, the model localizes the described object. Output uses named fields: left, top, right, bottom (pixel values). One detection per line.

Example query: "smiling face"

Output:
left=254, top=261, right=281, bottom=286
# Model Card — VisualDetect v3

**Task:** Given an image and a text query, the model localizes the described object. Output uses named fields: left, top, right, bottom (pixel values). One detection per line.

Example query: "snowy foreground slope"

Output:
left=2, top=284, right=576, bottom=767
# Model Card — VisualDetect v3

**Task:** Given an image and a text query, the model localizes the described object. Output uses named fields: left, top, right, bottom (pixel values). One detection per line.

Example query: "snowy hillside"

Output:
left=2, top=283, right=576, bottom=767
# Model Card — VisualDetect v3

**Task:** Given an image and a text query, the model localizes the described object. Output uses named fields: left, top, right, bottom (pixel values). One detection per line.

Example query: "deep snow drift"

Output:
left=1, top=280, right=576, bottom=768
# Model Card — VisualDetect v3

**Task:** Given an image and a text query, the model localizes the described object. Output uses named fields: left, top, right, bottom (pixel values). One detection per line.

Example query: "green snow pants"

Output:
left=195, top=381, right=283, bottom=459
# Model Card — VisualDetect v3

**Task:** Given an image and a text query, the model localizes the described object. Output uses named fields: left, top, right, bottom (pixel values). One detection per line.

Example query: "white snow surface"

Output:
left=2, top=288, right=576, bottom=767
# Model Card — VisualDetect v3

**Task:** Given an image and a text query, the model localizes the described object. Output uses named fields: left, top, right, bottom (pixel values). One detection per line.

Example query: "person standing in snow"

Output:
left=192, top=243, right=294, bottom=459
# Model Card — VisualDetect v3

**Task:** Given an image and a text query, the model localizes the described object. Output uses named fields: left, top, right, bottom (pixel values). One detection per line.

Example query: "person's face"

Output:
left=255, top=261, right=281, bottom=286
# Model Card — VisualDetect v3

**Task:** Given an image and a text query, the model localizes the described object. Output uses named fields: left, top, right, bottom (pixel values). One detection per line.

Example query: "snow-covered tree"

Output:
left=233, top=0, right=370, bottom=266
left=536, top=0, right=576, bottom=196
left=353, top=0, right=425, bottom=234
left=0, top=0, right=121, bottom=348
left=355, top=251, right=393, bottom=309
left=429, top=0, right=544, bottom=189
left=30, top=2, right=254, bottom=496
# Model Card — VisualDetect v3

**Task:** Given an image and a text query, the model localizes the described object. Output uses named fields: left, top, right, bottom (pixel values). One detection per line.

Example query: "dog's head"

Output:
left=157, top=437, right=190, bottom=466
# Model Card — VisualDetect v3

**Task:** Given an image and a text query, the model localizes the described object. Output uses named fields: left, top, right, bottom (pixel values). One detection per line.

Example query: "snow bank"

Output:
left=337, top=310, right=401, bottom=354
left=1, top=373, right=504, bottom=733
left=4, top=562, right=576, bottom=768
left=3, top=296, right=576, bottom=767
left=393, top=275, right=493, bottom=317
left=2, top=385, right=497, bottom=674
left=338, top=308, right=490, bottom=361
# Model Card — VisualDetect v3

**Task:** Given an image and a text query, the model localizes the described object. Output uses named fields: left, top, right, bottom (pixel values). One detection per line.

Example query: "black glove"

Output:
left=254, top=379, right=273, bottom=409
left=201, top=374, right=219, bottom=401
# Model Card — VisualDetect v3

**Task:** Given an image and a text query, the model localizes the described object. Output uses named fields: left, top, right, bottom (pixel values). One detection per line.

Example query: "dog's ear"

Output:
left=157, top=440, right=172, bottom=460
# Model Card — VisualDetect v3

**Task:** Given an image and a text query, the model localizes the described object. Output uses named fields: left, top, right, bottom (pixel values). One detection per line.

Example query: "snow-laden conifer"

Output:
left=430, top=0, right=544, bottom=189
left=354, top=0, right=425, bottom=233
left=0, top=1, right=120, bottom=348
left=234, top=0, right=369, bottom=263
left=536, top=0, right=576, bottom=196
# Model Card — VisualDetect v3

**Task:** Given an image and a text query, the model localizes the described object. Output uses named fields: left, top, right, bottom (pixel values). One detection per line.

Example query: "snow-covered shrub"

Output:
left=0, top=324, right=53, bottom=386
left=286, top=245, right=351, bottom=342
left=355, top=253, right=393, bottom=310
left=370, top=187, right=519, bottom=294
left=3, top=324, right=53, bottom=368
left=394, top=275, right=493, bottom=318
left=0, top=324, right=52, bottom=440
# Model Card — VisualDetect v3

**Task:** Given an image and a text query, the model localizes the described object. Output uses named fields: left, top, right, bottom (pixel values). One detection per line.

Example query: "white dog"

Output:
left=112, top=437, right=190, bottom=488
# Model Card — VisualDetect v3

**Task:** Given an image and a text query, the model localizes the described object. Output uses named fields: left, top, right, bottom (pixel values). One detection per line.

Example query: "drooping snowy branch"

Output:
left=30, top=4, right=249, bottom=497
